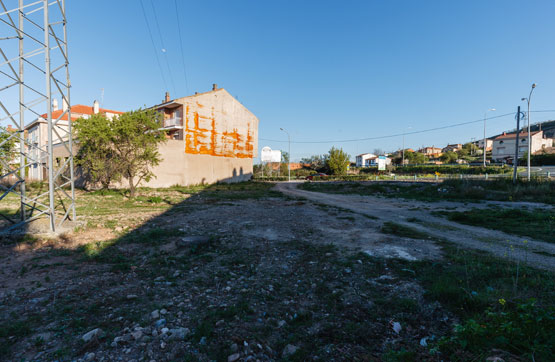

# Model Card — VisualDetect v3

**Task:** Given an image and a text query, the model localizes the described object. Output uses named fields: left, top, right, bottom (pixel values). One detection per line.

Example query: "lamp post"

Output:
left=521, top=83, right=537, bottom=181
left=483, top=108, right=496, bottom=167
left=280, top=127, right=291, bottom=182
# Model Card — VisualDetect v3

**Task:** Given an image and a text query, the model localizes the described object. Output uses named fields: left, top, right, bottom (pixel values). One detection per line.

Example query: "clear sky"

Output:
left=5, top=0, right=555, bottom=161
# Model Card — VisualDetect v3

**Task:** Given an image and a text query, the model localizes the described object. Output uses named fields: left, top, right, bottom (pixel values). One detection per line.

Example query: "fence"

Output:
left=254, top=172, right=554, bottom=182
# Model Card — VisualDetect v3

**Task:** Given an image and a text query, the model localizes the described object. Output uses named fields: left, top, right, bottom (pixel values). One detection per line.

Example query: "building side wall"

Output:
left=142, top=140, right=253, bottom=187
left=177, top=89, right=259, bottom=159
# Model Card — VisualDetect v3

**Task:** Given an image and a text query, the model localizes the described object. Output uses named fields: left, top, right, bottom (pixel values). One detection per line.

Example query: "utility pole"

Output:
left=513, top=106, right=521, bottom=183
left=280, top=128, right=291, bottom=182
left=522, top=83, right=537, bottom=181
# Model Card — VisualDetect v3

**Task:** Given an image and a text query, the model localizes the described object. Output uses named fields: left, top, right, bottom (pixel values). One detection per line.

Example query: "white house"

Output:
left=492, top=131, right=553, bottom=162
left=355, top=153, right=392, bottom=167
left=355, top=153, right=376, bottom=167
left=25, top=100, right=124, bottom=180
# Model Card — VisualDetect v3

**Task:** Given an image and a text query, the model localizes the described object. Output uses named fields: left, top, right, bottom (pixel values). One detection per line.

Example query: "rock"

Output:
left=169, top=327, right=190, bottom=340
left=179, top=235, right=211, bottom=247
left=151, top=310, right=160, bottom=319
left=228, top=353, right=241, bottom=362
left=131, top=330, right=143, bottom=340
left=199, top=336, right=207, bottom=345
left=127, top=294, right=138, bottom=300
left=154, top=319, right=166, bottom=328
left=161, top=327, right=169, bottom=334
left=85, top=352, right=96, bottom=361
left=282, top=344, right=298, bottom=357
left=34, top=332, right=53, bottom=342
left=230, top=343, right=238, bottom=352
left=82, top=328, right=104, bottom=343
left=277, top=320, right=286, bottom=328
left=160, top=308, right=167, bottom=315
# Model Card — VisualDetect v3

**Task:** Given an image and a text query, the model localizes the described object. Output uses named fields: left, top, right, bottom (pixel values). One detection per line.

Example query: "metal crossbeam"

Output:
left=0, top=0, right=75, bottom=233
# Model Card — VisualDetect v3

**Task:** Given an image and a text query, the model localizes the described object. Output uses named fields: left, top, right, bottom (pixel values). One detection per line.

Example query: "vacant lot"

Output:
left=0, top=182, right=553, bottom=361
left=301, top=178, right=555, bottom=204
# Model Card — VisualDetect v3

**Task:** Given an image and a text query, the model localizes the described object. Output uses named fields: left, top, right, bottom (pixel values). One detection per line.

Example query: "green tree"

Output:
left=325, top=147, right=350, bottom=175
left=74, top=108, right=166, bottom=196
left=0, top=127, right=17, bottom=173
left=280, top=151, right=290, bottom=176
left=74, top=114, right=121, bottom=189
left=404, top=151, right=428, bottom=164
left=300, top=154, right=326, bottom=171
left=110, top=108, right=166, bottom=197
left=440, top=151, right=458, bottom=164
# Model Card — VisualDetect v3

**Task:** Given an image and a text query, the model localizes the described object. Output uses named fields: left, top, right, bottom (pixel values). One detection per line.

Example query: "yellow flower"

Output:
left=499, top=298, right=506, bottom=306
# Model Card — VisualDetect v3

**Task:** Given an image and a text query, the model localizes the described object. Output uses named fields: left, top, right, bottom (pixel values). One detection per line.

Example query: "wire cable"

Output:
left=139, top=0, right=168, bottom=92
left=149, top=0, right=177, bottom=96
left=260, top=112, right=517, bottom=144
left=260, top=109, right=555, bottom=144
left=174, top=0, right=190, bottom=95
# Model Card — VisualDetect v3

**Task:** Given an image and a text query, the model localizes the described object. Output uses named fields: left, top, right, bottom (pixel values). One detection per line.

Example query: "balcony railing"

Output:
left=163, top=116, right=182, bottom=128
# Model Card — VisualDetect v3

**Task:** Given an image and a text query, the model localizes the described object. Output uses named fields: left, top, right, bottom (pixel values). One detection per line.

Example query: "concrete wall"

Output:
left=142, top=141, right=253, bottom=187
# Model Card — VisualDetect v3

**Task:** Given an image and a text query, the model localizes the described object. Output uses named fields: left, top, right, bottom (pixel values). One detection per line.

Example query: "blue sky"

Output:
left=5, top=0, right=555, bottom=161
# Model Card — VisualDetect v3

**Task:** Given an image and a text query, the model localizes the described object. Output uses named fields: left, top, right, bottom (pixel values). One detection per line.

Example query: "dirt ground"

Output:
left=277, top=182, right=555, bottom=271
left=0, top=182, right=552, bottom=361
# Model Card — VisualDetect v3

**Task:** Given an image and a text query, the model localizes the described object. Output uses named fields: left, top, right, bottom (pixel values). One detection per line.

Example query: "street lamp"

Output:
left=280, top=127, right=291, bottom=182
left=483, top=108, right=496, bottom=167
left=521, top=83, right=537, bottom=181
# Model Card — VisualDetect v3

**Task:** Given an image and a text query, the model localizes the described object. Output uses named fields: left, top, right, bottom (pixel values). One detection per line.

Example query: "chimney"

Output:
left=52, top=99, right=59, bottom=111
left=164, top=91, right=170, bottom=103
left=93, top=100, right=99, bottom=114
left=212, top=83, right=218, bottom=91
left=62, top=97, right=68, bottom=111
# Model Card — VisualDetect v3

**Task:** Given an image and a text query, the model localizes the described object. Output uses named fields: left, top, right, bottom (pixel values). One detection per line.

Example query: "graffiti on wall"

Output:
left=184, top=105, right=255, bottom=158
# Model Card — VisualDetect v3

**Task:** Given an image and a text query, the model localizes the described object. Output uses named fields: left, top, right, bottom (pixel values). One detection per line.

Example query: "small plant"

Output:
left=437, top=299, right=555, bottom=360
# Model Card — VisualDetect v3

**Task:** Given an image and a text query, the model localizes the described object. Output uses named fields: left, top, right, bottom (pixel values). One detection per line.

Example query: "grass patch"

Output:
left=388, top=243, right=555, bottom=360
left=436, top=207, right=555, bottom=243
left=300, top=178, right=555, bottom=204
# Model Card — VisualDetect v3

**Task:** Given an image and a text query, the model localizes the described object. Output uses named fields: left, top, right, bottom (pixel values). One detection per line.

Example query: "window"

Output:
left=499, top=140, right=504, bottom=144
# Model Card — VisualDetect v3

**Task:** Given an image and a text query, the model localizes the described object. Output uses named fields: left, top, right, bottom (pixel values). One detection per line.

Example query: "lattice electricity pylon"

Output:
left=0, top=0, right=75, bottom=233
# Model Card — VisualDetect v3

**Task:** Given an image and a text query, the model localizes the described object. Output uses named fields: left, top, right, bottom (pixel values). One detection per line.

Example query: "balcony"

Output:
left=162, top=116, right=182, bottom=129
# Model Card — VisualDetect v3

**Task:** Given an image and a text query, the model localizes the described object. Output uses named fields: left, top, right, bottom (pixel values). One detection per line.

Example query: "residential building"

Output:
left=26, top=100, right=124, bottom=180
left=355, top=153, right=377, bottom=167
left=146, top=85, right=259, bottom=186
left=355, top=153, right=391, bottom=167
left=442, top=143, right=462, bottom=153
left=418, top=146, right=442, bottom=158
left=492, top=131, right=553, bottom=162
left=477, top=138, right=493, bottom=152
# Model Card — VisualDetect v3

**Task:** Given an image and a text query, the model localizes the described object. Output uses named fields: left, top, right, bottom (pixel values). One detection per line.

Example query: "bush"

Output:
left=438, top=299, right=555, bottom=360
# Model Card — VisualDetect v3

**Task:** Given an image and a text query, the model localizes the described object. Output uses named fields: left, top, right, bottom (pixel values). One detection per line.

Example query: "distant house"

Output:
left=418, top=146, right=442, bottom=158
left=492, top=131, right=553, bottom=162
left=355, top=153, right=391, bottom=167
left=477, top=138, right=494, bottom=152
left=442, top=144, right=462, bottom=153
left=355, top=153, right=376, bottom=167
left=25, top=100, right=124, bottom=181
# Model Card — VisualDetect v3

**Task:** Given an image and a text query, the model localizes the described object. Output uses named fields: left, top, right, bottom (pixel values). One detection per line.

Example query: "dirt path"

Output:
left=276, top=182, right=555, bottom=271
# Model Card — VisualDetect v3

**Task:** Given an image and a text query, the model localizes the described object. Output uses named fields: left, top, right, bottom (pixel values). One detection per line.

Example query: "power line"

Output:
left=260, top=109, right=555, bottom=144
left=149, top=0, right=177, bottom=96
left=139, top=0, right=168, bottom=91
left=260, top=111, right=517, bottom=144
left=174, top=0, right=190, bottom=95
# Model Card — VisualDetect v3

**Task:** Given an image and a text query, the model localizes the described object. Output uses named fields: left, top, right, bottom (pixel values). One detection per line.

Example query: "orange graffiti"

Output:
left=184, top=104, right=254, bottom=158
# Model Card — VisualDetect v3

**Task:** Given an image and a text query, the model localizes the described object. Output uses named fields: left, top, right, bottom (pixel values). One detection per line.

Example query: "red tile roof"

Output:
left=40, top=104, right=124, bottom=121
left=494, top=131, right=541, bottom=140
